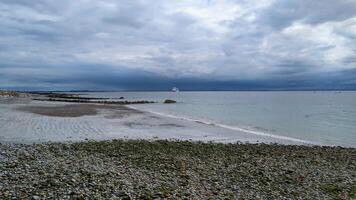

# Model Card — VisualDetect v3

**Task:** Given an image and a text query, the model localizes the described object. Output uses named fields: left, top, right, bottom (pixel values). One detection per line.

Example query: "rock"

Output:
left=119, top=97, right=124, bottom=99
left=164, top=99, right=176, bottom=104
left=0, top=154, right=7, bottom=161
left=31, top=195, right=40, bottom=200
left=117, top=191, right=131, bottom=200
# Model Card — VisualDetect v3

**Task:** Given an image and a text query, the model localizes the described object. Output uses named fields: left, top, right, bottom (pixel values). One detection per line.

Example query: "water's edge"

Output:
left=127, top=105, right=318, bottom=146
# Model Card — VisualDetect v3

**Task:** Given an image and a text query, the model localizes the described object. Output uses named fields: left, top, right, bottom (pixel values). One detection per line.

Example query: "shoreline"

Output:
left=0, top=93, right=311, bottom=146
left=1, top=92, right=355, bottom=147
left=127, top=105, right=317, bottom=146
left=1, top=139, right=355, bottom=199
left=0, top=93, right=347, bottom=147
left=1, top=92, right=355, bottom=199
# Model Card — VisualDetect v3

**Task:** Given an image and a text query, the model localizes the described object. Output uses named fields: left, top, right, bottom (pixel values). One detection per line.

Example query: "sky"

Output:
left=0, top=0, right=355, bottom=91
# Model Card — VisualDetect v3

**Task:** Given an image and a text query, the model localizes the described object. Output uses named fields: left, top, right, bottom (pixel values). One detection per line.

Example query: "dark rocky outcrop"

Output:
left=31, top=92, right=152, bottom=105
left=33, top=98, right=154, bottom=105
left=164, top=99, right=177, bottom=104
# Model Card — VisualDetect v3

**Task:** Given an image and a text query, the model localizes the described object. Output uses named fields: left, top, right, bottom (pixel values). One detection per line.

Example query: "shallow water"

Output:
left=81, top=91, right=356, bottom=147
left=0, top=99, right=302, bottom=145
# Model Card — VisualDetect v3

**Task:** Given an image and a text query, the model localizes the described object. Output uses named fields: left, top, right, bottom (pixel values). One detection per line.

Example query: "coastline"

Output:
left=0, top=93, right=355, bottom=199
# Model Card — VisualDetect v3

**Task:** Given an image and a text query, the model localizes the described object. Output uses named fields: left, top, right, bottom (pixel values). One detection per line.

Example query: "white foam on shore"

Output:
left=127, top=105, right=316, bottom=145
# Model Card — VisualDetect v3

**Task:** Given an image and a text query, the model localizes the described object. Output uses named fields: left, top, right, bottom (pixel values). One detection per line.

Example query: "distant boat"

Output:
left=172, top=87, right=179, bottom=92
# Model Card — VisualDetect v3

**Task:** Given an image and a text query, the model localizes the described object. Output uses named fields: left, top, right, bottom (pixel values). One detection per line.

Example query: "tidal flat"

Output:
left=0, top=93, right=308, bottom=145
left=0, top=140, right=355, bottom=199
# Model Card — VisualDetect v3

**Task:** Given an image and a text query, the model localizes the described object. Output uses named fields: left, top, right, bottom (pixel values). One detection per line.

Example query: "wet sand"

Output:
left=16, top=104, right=142, bottom=118
left=1, top=97, right=312, bottom=145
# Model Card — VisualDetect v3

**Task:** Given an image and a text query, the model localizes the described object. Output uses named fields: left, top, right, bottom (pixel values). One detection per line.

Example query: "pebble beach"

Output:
left=0, top=140, right=355, bottom=199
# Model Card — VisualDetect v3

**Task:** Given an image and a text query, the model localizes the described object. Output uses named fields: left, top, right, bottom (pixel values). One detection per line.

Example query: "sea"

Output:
left=79, top=91, right=356, bottom=147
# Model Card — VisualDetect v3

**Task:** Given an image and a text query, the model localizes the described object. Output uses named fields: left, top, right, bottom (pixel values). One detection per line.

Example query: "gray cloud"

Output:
left=257, top=0, right=356, bottom=29
left=0, top=0, right=355, bottom=90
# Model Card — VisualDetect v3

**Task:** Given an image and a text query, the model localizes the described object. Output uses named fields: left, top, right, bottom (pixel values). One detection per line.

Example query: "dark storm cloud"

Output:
left=0, top=0, right=355, bottom=90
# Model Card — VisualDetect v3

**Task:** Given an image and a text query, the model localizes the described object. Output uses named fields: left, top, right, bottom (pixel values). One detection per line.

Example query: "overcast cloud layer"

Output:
left=0, top=0, right=356, bottom=90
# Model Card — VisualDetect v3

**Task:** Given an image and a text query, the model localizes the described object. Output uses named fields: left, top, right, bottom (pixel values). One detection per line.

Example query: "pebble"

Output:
left=0, top=140, right=354, bottom=199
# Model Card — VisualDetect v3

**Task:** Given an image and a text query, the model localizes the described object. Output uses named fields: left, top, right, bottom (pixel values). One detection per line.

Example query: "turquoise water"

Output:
left=81, top=91, right=356, bottom=147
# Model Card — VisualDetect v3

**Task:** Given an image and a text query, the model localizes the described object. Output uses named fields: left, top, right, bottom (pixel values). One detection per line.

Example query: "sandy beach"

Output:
left=0, top=95, right=310, bottom=145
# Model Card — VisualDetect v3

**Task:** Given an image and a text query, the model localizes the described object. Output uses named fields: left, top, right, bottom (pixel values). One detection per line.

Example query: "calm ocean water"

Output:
left=80, top=91, right=356, bottom=147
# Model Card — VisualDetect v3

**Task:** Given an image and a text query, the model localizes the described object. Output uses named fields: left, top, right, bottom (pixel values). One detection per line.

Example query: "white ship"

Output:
left=172, top=87, right=179, bottom=92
